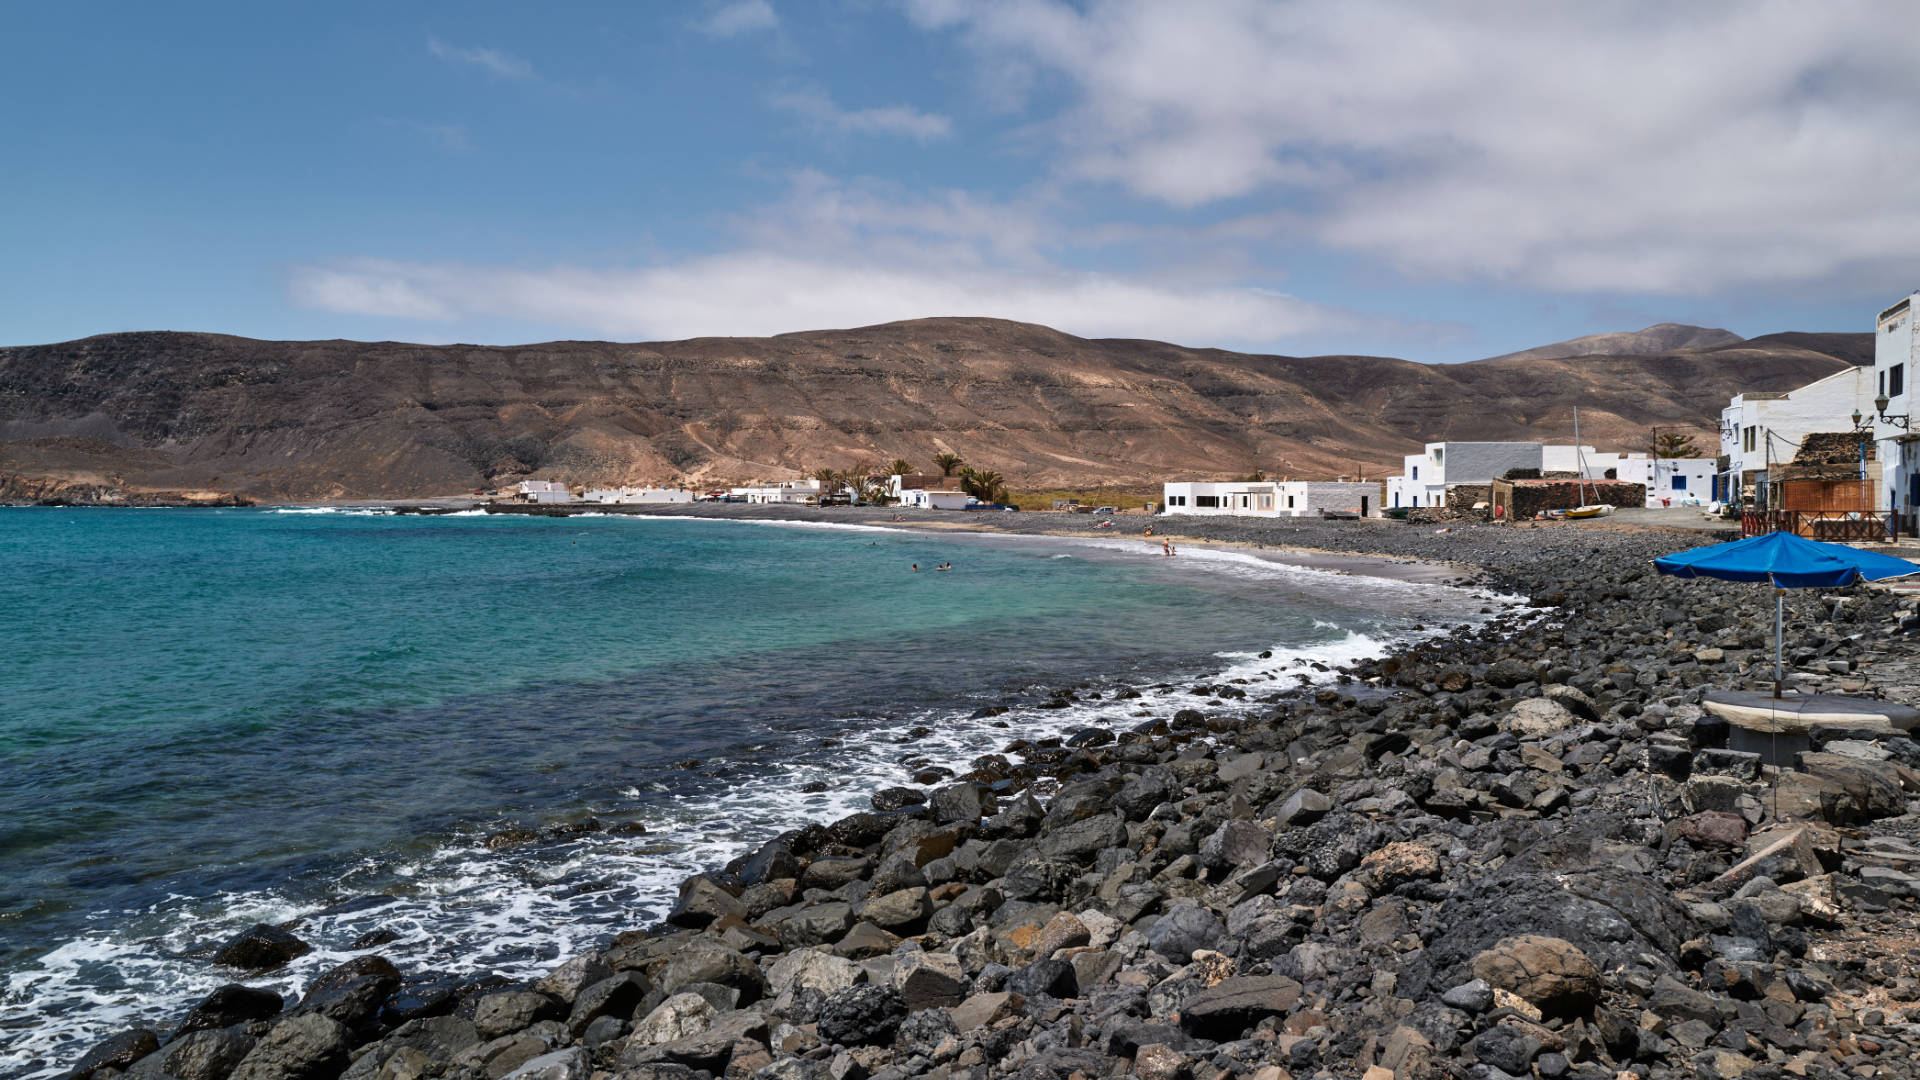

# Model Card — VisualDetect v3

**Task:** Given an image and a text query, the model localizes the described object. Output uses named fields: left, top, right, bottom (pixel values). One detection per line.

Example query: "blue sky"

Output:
left=5, top=1, right=1918, bottom=362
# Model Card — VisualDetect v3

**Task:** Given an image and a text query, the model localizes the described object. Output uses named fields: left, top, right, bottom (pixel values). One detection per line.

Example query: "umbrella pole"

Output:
left=1774, top=587, right=1784, bottom=699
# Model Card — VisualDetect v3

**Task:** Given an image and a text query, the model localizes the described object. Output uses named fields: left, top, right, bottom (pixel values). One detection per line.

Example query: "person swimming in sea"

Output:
left=911, top=563, right=919, bottom=571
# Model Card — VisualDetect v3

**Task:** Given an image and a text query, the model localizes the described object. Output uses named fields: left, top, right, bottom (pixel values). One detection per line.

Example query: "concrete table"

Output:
left=1702, top=690, right=1920, bottom=764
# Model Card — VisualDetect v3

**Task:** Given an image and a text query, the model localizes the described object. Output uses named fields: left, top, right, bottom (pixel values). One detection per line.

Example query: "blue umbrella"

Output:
left=1656, top=531, right=1920, bottom=697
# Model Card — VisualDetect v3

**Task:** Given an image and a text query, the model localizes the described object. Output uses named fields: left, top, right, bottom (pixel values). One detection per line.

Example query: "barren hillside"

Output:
left=0, top=318, right=1868, bottom=501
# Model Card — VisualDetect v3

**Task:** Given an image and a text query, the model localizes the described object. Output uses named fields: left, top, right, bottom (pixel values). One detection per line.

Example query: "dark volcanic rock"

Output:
left=1176, top=975, right=1303, bottom=1040
left=816, top=985, right=907, bottom=1047
left=174, top=984, right=286, bottom=1040
left=211, top=925, right=312, bottom=970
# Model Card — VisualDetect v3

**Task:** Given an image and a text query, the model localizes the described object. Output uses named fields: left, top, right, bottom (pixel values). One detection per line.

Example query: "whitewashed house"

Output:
left=731, top=480, right=823, bottom=505
left=516, top=480, right=574, bottom=504
left=1718, top=365, right=1875, bottom=506
left=887, top=473, right=969, bottom=510
left=1874, top=293, right=1920, bottom=533
left=581, top=486, right=695, bottom=505
left=1386, top=442, right=1542, bottom=510
left=1161, top=480, right=1378, bottom=518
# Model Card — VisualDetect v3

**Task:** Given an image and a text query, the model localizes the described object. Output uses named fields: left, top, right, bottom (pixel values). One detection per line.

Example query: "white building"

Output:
left=581, top=486, right=695, bottom=505
left=887, top=473, right=969, bottom=510
left=516, top=480, right=574, bottom=504
left=1161, top=480, right=1379, bottom=518
left=731, top=479, right=823, bottom=505
left=1718, top=365, right=1875, bottom=507
left=1611, top=453, right=1717, bottom=506
left=1385, top=442, right=1542, bottom=510
left=1875, top=293, right=1920, bottom=532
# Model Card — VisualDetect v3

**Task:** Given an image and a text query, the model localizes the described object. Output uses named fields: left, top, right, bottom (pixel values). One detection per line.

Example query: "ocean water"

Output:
left=0, top=508, right=1495, bottom=1076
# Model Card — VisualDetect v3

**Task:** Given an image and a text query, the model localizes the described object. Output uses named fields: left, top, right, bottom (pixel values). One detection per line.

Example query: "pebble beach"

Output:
left=57, top=507, right=1920, bottom=1080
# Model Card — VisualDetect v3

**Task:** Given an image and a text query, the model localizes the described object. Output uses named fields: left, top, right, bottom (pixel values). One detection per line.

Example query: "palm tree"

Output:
left=962, top=469, right=1006, bottom=504
left=932, top=452, right=964, bottom=477
left=887, top=458, right=913, bottom=476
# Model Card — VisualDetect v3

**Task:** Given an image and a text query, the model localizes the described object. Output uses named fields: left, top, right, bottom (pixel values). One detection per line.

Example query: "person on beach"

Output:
left=1162, top=538, right=1172, bottom=557
left=1144, top=525, right=1154, bottom=537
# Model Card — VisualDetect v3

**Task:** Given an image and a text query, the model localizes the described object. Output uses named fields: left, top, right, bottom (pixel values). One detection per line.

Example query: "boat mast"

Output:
left=1574, top=407, right=1592, bottom=506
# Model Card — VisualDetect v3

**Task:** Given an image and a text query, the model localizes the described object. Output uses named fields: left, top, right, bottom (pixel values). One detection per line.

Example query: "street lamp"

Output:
left=1874, top=395, right=1912, bottom=430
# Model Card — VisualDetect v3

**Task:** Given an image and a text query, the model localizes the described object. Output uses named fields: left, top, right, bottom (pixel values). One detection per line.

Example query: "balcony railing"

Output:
left=1741, top=510, right=1897, bottom=542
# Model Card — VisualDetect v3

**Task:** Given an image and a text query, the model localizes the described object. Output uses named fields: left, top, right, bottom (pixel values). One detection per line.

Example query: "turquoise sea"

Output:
left=0, top=508, right=1492, bottom=1076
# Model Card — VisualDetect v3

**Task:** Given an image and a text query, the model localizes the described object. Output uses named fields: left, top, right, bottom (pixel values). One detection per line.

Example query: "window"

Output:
left=1287, top=495, right=1295, bottom=508
left=1195, top=495, right=1218, bottom=507
left=1411, top=466, right=1419, bottom=480
left=1673, top=475, right=1687, bottom=490
left=1256, top=494, right=1271, bottom=510
left=1743, top=426, right=1756, bottom=453
left=1893, top=363, right=1906, bottom=398
left=1433, top=448, right=1444, bottom=465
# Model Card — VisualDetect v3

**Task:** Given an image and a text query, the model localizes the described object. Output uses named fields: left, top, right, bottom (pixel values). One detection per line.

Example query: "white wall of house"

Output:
left=1274, top=481, right=1378, bottom=517
left=581, top=487, right=695, bottom=504
left=896, top=489, right=970, bottom=510
left=1876, top=293, right=1920, bottom=530
left=731, top=480, right=823, bottom=504
left=1162, top=481, right=1278, bottom=515
left=1386, top=442, right=1539, bottom=509
left=1719, top=365, right=1875, bottom=505
left=1612, top=454, right=1716, bottom=505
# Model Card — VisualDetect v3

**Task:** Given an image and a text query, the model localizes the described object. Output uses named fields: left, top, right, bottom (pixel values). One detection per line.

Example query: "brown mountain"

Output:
left=1478, top=322, right=1745, bottom=364
left=0, top=318, right=1869, bottom=502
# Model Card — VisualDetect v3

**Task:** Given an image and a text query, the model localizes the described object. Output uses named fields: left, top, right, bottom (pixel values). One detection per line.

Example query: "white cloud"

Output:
left=288, top=173, right=1372, bottom=344
left=910, top=0, right=1920, bottom=294
left=426, top=37, right=535, bottom=81
left=771, top=90, right=952, bottom=141
left=289, top=253, right=1351, bottom=345
left=697, top=0, right=779, bottom=37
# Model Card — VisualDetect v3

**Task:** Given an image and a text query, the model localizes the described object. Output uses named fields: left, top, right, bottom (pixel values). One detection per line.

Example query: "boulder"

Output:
left=1484, top=659, right=1536, bottom=689
left=929, top=783, right=991, bottom=824
left=228, top=1015, right=351, bottom=1080
left=656, top=942, right=766, bottom=1005
left=629, top=994, right=716, bottom=1047
left=775, top=902, right=855, bottom=948
left=472, top=991, right=563, bottom=1041
left=500, top=1047, right=588, bottom=1080
left=68, top=1029, right=161, bottom=1080
left=1505, top=699, right=1575, bottom=739
left=174, top=984, right=286, bottom=1039
left=854, top=888, right=931, bottom=931
left=831, top=922, right=902, bottom=961
left=815, top=986, right=907, bottom=1047
left=667, top=875, right=745, bottom=929
left=767, top=950, right=860, bottom=998
left=1035, top=815, right=1128, bottom=862
left=211, top=925, right=312, bottom=971
left=148, top=1028, right=256, bottom=1080
left=800, top=858, right=871, bottom=891
left=533, top=954, right=613, bottom=1005
left=891, top=950, right=967, bottom=1010
left=1198, top=820, right=1269, bottom=872
left=1146, top=902, right=1224, bottom=962
left=1175, top=975, right=1302, bottom=1040
left=1471, top=936, right=1602, bottom=1018
left=565, top=971, right=649, bottom=1037
left=1271, top=788, right=1332, bottom=828
left=949, top=991, right=1023, bottom=1034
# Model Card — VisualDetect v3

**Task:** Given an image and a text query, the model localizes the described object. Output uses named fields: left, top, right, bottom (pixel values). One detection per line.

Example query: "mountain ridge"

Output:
left=0, top=317, right=1869, bottom=501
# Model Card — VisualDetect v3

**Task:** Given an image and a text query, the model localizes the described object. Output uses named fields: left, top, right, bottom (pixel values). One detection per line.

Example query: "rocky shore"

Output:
left=60, top=515, right=1920, bottom=1080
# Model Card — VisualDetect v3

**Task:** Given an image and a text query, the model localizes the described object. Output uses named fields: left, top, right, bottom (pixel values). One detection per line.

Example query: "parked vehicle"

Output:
left=1092, top=506, right=1116, bottom=515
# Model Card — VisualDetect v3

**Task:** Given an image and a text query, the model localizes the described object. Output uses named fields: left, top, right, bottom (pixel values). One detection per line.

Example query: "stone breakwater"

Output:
left=57, top=520, right=1920, bottom=1080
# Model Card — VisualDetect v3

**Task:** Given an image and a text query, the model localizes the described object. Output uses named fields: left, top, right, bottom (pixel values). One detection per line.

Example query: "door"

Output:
left=1360, top=496, right=1369, bottom=517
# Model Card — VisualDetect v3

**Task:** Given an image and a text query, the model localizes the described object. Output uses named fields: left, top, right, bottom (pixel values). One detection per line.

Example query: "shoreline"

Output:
left=44, top=508, right=1920, bottom=1080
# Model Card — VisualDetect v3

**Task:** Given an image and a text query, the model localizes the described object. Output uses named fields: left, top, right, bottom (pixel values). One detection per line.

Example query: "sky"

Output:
left=4, top=0, right=1920, bottom=363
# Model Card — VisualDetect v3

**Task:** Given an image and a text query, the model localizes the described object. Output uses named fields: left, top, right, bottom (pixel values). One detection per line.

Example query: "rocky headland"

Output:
left=56, top=517, right=1920, bottom=1080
